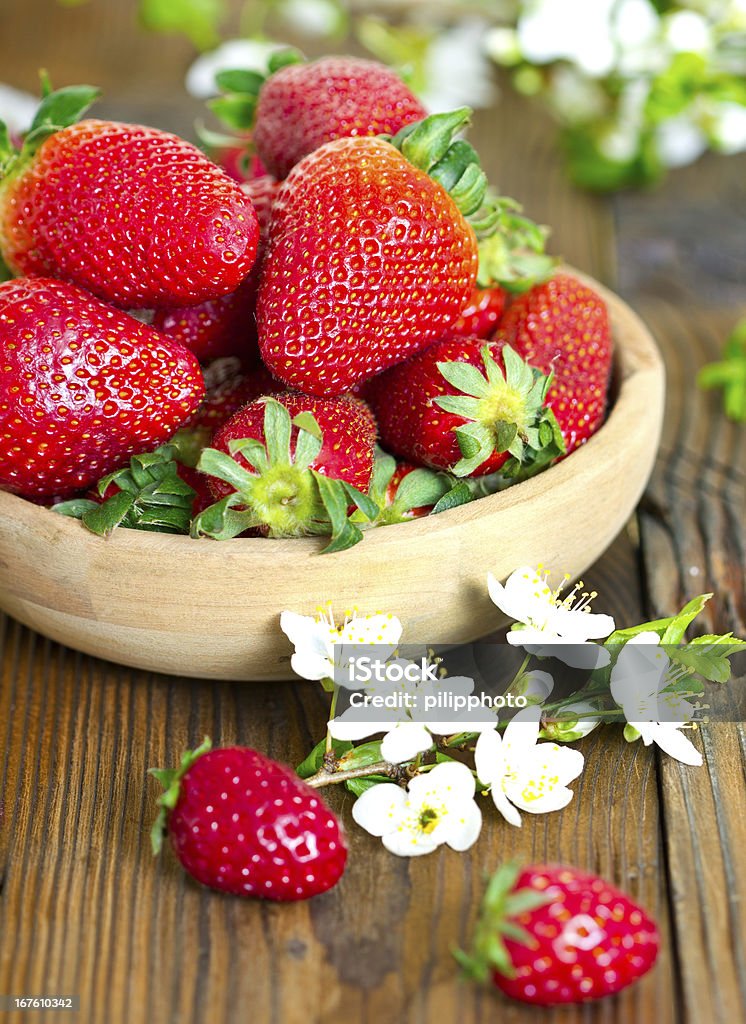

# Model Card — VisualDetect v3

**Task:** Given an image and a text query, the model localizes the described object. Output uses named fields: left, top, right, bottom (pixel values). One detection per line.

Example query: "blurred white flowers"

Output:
left=610, top=632, right=703, bottom=766
left=352, top=760, right=482, bottom=856
left=475, top=706, right=585, bottom=826
left=488, top=566, right=615, bottom=669
left=0, top=83, right=37, bottom=136
left=280, top=606, right=402, bottom=682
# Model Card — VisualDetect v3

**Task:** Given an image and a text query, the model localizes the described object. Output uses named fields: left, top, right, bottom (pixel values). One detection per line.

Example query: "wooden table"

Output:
left=1, top=4, right=745, bottom=1022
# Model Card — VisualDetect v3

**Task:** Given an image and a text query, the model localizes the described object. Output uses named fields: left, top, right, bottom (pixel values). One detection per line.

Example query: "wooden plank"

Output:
left=615, top=147, right=746, bottom=1024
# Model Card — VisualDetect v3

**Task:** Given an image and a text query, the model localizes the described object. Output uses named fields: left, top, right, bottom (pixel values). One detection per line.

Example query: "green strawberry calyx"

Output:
left=353, top=448, right=452, bottom=527
left=192, top=397, right=377, bottom=553
left=149, top=737, right=213, bottom=856
left=54, top=444, right=197, bottom=537
left=0, top=78, right=100, bottom=180
left=435, top=344, right=566, bottom=477
left=386, top=109, right=556, bottom=291
left=453, top=861, right=552, bottom=982
left=207, top=49, right=305, bottom=136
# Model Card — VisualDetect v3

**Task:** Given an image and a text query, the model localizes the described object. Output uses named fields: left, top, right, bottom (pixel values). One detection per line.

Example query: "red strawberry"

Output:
left=0, top=278, right=203, bottom=499
left=366, top=335, right=562, bottom=478
left=246, top=55, right=427, bottom=180
left=194, top=393, right=377, bottom=549
left=173, top=362, right=281, bottom=466
left=451, top=285, right=507, bottom=339
left=457, top=863, right=659, bottom=1006
left=153, top=274, right=261, bottom=365
left=495, top=273, right=613, bottom=454
left=241, top=175, right=280, bottom=239
left=0, top=86, right=259, bottom=308
left=257, top=110, right=489, bottom=396
left=151, top=739, right=347, bottom=901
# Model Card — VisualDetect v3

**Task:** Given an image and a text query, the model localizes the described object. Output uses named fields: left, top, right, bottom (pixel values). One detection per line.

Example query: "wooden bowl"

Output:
left=0, top=274, right=664, bottom=681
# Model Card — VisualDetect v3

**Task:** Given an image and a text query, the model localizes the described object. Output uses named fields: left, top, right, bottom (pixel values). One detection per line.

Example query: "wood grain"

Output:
left=0, top=5, right=744, bottom=1023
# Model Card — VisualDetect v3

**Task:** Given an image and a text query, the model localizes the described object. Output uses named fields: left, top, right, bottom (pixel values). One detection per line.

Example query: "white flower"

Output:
left=513, top=669, right=555, bottom=702
left=488, top=566, right=615, bottom=668
left=0, top=83, right=37, bottom=135
left=610, top=632, right=703, bottom=766
left=656, top=117, right=708, bottom=168
left=352, top=761, right=482, bottom=856
left=475, top=707, right=585, bottom=826
left=328, top=663, right=497, bottom=764
left=186, top=39, right=287, bottom=99
left=517, top=0, right=618, bottom=78
left=278, top=0, right=343, bottom=38
left=662, top=10, right=712, bottom=54
left=420, top=19, right=497, bottom=113
left=280, top=606, right=402, bottom=682
left=711, top=102, right=746, bottom=155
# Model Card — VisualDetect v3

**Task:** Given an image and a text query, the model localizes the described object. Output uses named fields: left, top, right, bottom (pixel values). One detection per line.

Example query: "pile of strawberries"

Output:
left=0, top=54, right=612, bottom=550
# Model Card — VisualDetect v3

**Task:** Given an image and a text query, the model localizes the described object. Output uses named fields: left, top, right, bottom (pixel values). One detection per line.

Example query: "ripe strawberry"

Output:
left=457, top=862, right=659, bottom=1005
left=257, top=110, right=491, bottom=396
left=173, top=362, right=280, bottom=467
left=153, top=274, right=261, bottom=365
left=0, top=278, right=203, bottom=499
left=194, top=393, right=377, bottom=549
left=152, top=177, right=279, bottom=365
left=213, top=55, right=427, bottom=181
left=451, top=285, right=507, bottom=339
left=366, top=335, right=562, bottom=478
left=241, top=175, right=280, bottom=239
left=0, top=86, right=260, bottom=308
left=495, top=273, right=613, bottom=454
left=151, top=739, right=347, bottom=901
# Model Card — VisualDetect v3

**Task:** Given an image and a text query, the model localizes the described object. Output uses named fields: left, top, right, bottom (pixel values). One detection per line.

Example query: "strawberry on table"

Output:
left=212, top=54, right=427, bottom=180
left=457, top=862, right=659, bottom=1005
left=496, top=273, right=613, bottom=454
left=0, top=85, right=260, bottom=309
left=193, top=393, right=378, bottom=550
left=366, top=335, right=563, bottom=478
left=0, top=277, right=204, bottom=499
left=151, top=739, right=347, bottom=901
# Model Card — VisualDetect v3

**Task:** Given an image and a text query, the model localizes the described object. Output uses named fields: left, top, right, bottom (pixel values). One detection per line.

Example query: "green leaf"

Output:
left=436, top=359, right=490, bottom=398
left=227, top=437, right=268, bottom=474
left=670, top=634, right=746, bottom=684
left=661, top=594, right=713, bottom=644
left=340, top=482, right=379, bottom=522
left=208, top=94, right=257, bottom=133
left=453, top=422, right=496, bottom=477
left=697, top=318, right=746, bottom=423
left=392, top=468, right=450, bottom=511
left=314, top=473, right=364, bottom=553
left=53, top=498, right=100, bottom=519
left=139, top=0, right=226, bottom=50
left=80, top=491, right=135, bottom=537
left=214, top=68, right=265, bottom=96
left=28, top=84, right=100, bottom=136
left=344, top=775, right=391, bottom=797
left=268, top=48, right=305, bottom=74
left=337, top=740, right=385, bottom=770
left=190, top=495, right=258, bottom=540
left=262, top=397, right=293, bottom=466
left=432, top=481, right=474, bottom=514
left=197, top=446, right=257, bottom=493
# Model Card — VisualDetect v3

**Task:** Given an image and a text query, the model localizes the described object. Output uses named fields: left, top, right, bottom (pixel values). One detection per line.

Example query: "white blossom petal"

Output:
left=407, top=760, right=476, bottom=803
left=351, top=783, right=407, bottom=837
left=491, top=785, right=523, bottom=827
left=443, top=798, right=482, bottom=852
left=381, top=723, right=434, bottom=765
left=475, top=728, right=503, bottom=787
